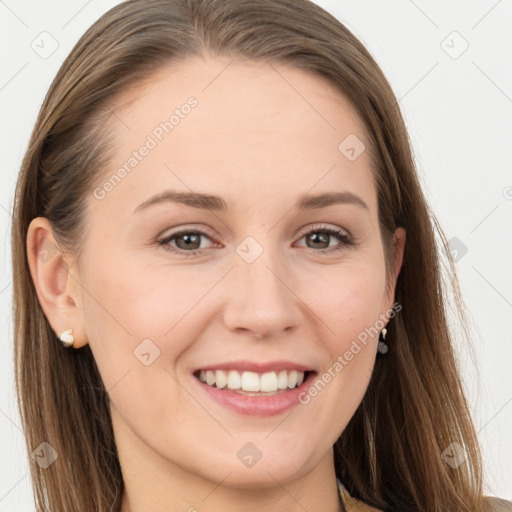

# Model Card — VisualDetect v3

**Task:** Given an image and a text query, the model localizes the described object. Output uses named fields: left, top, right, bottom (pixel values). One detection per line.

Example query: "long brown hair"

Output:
left=12, top=1, right=486, bottom=510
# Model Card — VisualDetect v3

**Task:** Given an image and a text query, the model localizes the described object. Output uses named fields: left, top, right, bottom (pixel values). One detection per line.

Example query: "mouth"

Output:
left=192, top=368, right=315, bottom=396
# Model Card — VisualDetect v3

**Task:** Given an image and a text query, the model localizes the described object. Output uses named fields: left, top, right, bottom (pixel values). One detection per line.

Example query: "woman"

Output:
left=11, top=0, right=510, bottom=511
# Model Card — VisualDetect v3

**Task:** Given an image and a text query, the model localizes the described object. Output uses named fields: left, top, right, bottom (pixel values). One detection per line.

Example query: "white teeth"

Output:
left=197, top=369, right=307, bottom=392
left=227, top=370, right=241, bottom=389
left=215, top=370, right=227, bottom=389
left=260, top=372, right=278, bottom=392
left=241, top=371, right=260, bottom=392
left=287, top=370, right=298, bottom=388
left=277, top=370, right=288, bottom=389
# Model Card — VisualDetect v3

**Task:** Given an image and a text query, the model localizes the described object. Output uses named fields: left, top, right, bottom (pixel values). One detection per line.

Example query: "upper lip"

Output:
left=194, top=360, right=316, bottom=374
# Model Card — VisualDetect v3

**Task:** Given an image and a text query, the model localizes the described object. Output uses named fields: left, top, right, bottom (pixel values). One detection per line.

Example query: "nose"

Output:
left=222, top=245, right=302, bottom=340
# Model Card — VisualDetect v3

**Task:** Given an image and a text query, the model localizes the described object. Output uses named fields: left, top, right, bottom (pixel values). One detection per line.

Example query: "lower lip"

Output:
left=193, top=372, right=317, bottom=417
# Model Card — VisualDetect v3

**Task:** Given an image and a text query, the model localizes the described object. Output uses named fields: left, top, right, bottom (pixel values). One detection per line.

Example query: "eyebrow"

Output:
left=132, top=189, right=369, bottom=214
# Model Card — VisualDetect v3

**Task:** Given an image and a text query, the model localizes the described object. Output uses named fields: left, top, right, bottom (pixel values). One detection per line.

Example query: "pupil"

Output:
left=309, top=232, right=328, bottom=249
left=179, top=234, right=199, bottom=250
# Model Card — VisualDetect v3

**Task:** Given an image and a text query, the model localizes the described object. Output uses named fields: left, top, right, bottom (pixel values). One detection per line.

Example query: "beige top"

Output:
left=337, top=480, right=512, bottom=512
left=337, top=480, right=381, bottom=512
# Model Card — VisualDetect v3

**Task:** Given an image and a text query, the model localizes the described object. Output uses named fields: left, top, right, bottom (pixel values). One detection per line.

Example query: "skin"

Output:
left=27, top=56, right=405, bottom=512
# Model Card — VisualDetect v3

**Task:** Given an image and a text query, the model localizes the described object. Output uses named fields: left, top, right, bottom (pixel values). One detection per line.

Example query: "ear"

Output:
left=26, top=217, right=88, bottom=349
left=383, top=226, right=406, bottom=312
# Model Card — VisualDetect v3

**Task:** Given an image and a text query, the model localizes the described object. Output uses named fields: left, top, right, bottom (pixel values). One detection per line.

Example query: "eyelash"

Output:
left=157, top=224, right=355, bottom=257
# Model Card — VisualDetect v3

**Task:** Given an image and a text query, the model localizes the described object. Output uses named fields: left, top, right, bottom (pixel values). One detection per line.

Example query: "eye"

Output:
left=157, top=224, right=355, bottom=256
left=295, top=224, right=355, bottom=254
left=158, top=228, right=217, bottom=256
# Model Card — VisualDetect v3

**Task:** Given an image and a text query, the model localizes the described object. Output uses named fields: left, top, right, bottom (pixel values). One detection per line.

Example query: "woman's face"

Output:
left=54, top=57, right=405, bottom=495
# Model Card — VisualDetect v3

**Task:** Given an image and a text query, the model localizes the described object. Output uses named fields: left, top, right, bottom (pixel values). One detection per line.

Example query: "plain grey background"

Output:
left=1, top=1, right=511, bottom=509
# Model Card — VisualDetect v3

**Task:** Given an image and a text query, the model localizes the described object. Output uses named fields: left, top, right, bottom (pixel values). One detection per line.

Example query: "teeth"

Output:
left=277, top=370, right=288, bottom=389
left=287, top=370, right=298, bottom=388
left=227, top=370, right=241, bottom=390
left=260, top=371, right=277, bottom=391
left=198, top=369, right=307, bottom=392
left=215, top=370, right=227, bottom=389
left=205, top=370, right=215, bottom=386
left=242, top=371, right=260, bottom=391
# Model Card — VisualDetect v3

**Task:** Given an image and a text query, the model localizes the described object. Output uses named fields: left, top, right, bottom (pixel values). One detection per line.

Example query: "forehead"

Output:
left=96, top=56, right=376, bottom=214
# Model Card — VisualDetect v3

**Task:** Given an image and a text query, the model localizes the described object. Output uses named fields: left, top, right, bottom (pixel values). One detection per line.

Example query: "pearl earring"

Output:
left=59, top=328, right=75, bottom=348
left=377, top=327, right=389, bottom=354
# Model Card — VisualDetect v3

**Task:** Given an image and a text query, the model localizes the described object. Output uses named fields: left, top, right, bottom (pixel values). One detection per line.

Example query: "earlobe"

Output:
left=26, top=217, right=87, bottom=349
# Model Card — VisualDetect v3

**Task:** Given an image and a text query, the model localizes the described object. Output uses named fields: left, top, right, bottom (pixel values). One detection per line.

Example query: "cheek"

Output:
left=79, top=256, right=221, bottom=386
left=83, top=252, right=202, bottom=337
left=307, top=255, right=387, bottom=348
left=78, top=261, right=196, bottom=430
left=296, top=259, right=384, bottom=424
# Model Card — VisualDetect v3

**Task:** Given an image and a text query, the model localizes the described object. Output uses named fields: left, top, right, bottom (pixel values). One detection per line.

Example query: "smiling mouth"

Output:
left=193, top=369, right=314, bottom=395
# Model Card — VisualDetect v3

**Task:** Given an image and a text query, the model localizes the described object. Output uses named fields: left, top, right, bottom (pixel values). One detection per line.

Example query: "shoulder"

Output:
left=482, top=496, right=512, bottom=512
left=338, top=481, right=511, bottom=512
left=338, top=481, right=382, bottom=512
